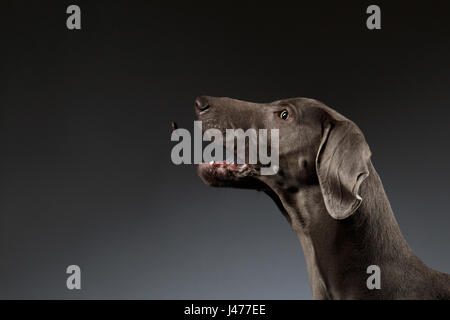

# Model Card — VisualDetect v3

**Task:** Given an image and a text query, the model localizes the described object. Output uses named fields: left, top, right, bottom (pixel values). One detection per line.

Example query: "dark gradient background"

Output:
left=1, top=1, right=450, bottom=299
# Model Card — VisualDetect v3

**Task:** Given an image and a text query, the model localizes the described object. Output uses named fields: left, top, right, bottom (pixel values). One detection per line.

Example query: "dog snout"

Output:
left=194, top=96, right=210, bottom=113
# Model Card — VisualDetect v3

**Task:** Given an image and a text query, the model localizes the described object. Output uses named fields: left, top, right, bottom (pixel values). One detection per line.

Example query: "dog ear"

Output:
left=315, top=119, right=371, bottom=220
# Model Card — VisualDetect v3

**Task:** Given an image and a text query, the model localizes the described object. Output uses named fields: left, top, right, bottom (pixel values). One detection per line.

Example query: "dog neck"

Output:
left=269, top=161, right=424, bottom=299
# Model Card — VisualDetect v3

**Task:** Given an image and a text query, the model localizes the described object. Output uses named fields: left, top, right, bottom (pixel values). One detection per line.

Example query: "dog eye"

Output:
left=280, top=110, right=289, bottom=120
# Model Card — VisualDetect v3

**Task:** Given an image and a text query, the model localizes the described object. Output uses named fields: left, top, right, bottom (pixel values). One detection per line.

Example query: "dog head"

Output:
left=194, top=96, right=371, bottom=220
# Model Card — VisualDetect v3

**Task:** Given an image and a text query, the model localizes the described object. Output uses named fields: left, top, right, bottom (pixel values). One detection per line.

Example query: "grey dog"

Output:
left=193, top=96, right=450, bottom=300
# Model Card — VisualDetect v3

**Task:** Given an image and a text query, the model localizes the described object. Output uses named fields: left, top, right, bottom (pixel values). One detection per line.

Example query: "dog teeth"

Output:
left=205, top=159, right=249, bottom=171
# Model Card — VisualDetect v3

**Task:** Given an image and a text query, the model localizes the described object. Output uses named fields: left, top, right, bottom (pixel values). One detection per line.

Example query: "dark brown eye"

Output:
left=280, top=110, right=289, bottom=120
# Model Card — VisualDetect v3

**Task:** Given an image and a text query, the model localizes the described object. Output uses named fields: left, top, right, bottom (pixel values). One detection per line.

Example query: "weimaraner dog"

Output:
left=193, top=96, right=450, bottom=300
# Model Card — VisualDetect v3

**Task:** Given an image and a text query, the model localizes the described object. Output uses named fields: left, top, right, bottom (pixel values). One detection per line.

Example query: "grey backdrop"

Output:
left=1, top=1, right=450, bottom=299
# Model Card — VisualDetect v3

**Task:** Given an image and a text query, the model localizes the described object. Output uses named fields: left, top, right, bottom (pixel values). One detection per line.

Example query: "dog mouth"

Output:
left=171, top=118, right=263, bottom=188
left=196, top=125, right=260, bottom=187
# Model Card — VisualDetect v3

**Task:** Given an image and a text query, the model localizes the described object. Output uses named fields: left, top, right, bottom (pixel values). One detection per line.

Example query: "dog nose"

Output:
left=194, top=96, right=210, bottom=112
